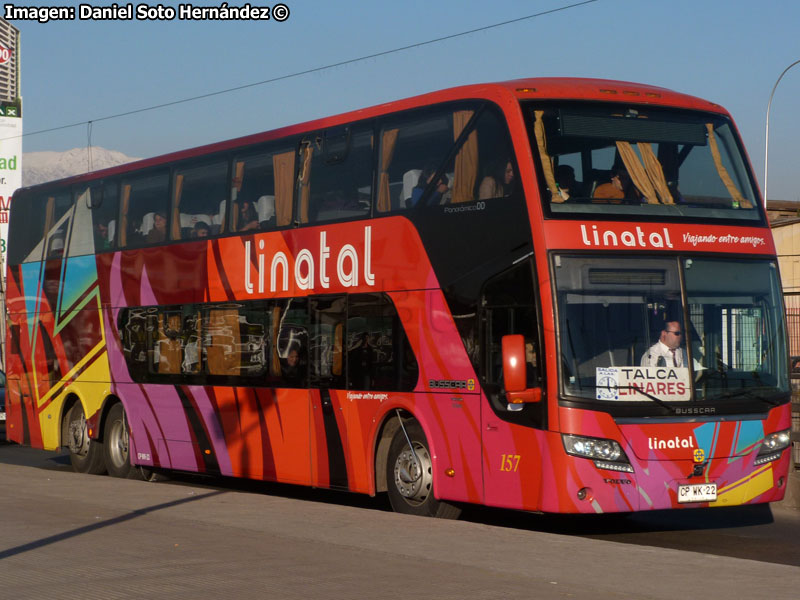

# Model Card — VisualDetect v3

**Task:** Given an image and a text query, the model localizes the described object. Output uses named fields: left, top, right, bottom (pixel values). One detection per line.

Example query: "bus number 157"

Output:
left=500, top=454, right=521, bottom=472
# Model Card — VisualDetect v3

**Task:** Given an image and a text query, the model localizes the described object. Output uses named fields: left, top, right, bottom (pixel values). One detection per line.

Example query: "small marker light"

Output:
left=445, top=468, right=455, bottom=478
left=204, top=449, right=211, bottom=455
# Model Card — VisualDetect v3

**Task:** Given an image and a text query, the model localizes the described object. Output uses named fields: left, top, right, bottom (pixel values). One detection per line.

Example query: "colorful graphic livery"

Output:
left=5, top=78, right=792, bottom=516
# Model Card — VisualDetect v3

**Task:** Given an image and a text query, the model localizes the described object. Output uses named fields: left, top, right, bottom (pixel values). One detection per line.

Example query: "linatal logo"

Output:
left=648, top=435, right=695, bottom=450
left=0, top=43, right=12, bottom=65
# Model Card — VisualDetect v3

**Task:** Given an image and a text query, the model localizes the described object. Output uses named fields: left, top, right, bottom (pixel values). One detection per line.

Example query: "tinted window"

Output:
left=44, top=191, right=73, bottom=260
left=375, top=103, right=513, bottom=212
left=119, top=171, right=170, bottom=248
left=119, top=294, right=416, bottom=391
left=299, top=126, right=372, bottom=225
left=231, top=143, right=296, bottom=232
left=530, top=103, right=762, bottom=222
left=92, top=182, right=119, bottom=252
left=8, top=191, right=47, bottom=264
left=377, top=110, right=454, bottom=212
left=272, top=298, right=309, bottom=387
left=172, top=160, right=228, bottom=240
left=309, top=296, right=346, bottom=388
left=120, top=307, right=156, bottom=381
left=482, top=263, right=540, bottom=387
left=347, top=293, right=419, bottom=391
left=204, top=303, right=268, bottom=378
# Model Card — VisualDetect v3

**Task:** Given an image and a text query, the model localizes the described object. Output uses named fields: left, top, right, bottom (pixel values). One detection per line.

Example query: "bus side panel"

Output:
left=121, top=383, right=312, bottom=484
left=219, top=386, right=310, bottom=485
left=119, top=382, right=223, bottom=474
left=391, top=288, right=484, bottom=505
left=310, top=388, right=374, bottom=492
left=481, top=396, right=546, bottom=511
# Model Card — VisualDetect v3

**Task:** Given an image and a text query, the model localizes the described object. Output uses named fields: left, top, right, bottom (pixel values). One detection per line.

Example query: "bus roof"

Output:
left=17, top=77, right=728, bottom=194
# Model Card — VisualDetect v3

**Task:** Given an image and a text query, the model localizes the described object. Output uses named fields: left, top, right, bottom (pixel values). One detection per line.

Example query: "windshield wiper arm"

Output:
left=594, top=384, right=678, bottom=415
left=711, top=388, right=785, bottom=407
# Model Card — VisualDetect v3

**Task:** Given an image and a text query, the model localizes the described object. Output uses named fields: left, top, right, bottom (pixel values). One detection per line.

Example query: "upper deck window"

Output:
left=376, top=103, right=516, bottom=212
left=527, top=103, right=762, bottom=223
left=171, top=160, right=228, bottom=240
left=118, top=171, right=170, bottom=248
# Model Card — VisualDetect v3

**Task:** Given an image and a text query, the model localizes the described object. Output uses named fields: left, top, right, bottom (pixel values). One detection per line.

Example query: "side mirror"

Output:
left=501, top=334, right=542, bottom=404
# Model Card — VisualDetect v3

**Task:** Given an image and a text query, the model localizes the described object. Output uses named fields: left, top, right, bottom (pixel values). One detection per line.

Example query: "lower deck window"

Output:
left=119, top=293, right=419, bottom=391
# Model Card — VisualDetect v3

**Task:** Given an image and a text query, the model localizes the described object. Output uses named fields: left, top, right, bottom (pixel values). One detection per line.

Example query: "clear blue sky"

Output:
left=8, top=0, right=800, bottom=200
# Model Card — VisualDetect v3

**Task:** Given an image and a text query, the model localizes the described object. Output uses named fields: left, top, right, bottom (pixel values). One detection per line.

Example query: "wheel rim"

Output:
left=68, top=410, right=89, bottom=457
left=393, top=442, right=433, bottom=505
left=107, top=417, right=129, bottom=469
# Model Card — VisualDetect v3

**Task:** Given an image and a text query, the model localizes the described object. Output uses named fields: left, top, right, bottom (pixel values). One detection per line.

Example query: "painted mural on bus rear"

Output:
left=3, top=78, right=792, bottom=519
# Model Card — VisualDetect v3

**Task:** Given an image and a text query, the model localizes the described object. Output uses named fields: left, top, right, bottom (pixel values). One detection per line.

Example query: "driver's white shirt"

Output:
left=641, top=340, right=687, bottom=368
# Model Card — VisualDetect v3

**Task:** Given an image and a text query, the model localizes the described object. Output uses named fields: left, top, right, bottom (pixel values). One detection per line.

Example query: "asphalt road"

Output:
left=1, top=438, right=799, bottom=599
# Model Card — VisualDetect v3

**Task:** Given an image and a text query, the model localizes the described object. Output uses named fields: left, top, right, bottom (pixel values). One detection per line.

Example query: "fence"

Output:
left=787, top=293, right=800, bottom=469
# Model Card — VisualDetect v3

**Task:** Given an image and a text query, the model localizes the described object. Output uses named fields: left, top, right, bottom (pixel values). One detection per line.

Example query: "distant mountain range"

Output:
left=22, top=147, right=139, bottom=187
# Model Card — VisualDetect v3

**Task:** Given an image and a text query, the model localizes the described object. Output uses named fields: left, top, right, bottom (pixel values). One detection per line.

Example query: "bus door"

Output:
left=480, top=260, right=546, bottom=510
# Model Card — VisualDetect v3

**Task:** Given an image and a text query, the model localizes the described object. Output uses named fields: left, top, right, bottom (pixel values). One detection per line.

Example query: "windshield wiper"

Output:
left=591, top=383, right=678, bottom=415
left=614, top=385, right=680, bottom=414
left=709, top=388, right=785, bottom=407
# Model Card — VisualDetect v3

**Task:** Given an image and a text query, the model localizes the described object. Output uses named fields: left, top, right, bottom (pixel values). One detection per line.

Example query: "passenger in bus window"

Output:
left=641, top=321, right=687, bottom=368
left=593, top=166, right=642, bottom=204
left=238, top=200, right=259, bottom=231
left=478, top=159, right=514, bottom=200
left=280, top=344, right=305, bottom=385
left=94, top=221, right=112, bottom=250
left=524, top=341, right=539, bottom=387
left=410, top=165, right=449, bottom=207
left=555, top=165, right=585, bottom=200
left=146, top=212, right=168, bottom=243
left=193, top=221, right=210, bottom=238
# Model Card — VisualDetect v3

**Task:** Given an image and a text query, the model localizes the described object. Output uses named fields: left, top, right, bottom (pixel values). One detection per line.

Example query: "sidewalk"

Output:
left=1, top=461, right=799, bottom=600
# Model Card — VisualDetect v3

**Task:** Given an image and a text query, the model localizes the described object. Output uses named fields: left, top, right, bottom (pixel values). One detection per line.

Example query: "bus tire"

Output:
left=66, top=403, right=106, bottom=475
left=103, top=403, right=136, bottom=479
left=386, top=421, right=461, bottom=519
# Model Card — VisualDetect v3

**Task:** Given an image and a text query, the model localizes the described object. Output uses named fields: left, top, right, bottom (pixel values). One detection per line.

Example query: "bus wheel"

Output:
left=386, top=421, right=461, bottom=519
left=103, top=403, right=135, bottom=478
left=66, top=403, right=106, bottom=475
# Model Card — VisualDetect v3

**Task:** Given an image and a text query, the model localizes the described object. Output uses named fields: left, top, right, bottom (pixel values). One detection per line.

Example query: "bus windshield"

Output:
left=528, top=103, right=762, bottom=222
left=554, top=256, right=789, bottom=408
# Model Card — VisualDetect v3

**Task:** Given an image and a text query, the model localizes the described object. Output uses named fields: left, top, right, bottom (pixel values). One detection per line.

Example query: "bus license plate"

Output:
left=678, top=483, right=717, bottom=503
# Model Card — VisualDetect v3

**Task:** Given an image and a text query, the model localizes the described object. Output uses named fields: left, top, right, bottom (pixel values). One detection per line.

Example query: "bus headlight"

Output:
left=562, top=434, right=634, bottom=473
left=754, top=429, right=792, bottom=465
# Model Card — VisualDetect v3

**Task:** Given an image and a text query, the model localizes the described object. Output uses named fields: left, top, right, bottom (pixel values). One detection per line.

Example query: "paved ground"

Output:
left=0, top=461, right=798, bottom=600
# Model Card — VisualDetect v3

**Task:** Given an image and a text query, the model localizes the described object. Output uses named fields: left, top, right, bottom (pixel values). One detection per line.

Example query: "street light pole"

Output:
left=765, top=59, right=800, bottom=206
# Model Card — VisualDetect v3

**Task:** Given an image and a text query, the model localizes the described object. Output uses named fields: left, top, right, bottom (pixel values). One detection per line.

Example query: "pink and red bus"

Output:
left=5, top=78, right=791, bottom=516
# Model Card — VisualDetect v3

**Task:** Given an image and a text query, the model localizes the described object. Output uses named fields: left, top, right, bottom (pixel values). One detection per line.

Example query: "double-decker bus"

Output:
left=5, top=78, right=791, bottom=516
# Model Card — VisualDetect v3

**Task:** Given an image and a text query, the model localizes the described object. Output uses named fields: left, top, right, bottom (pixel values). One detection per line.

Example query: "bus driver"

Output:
left=641, top=320, right=688, bottom=368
